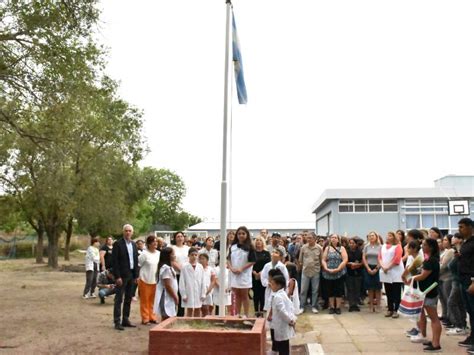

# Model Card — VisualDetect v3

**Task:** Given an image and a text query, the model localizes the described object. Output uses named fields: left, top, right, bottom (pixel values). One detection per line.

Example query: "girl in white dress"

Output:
left=286, top=263, right=301, bottom=315
left=179, top=248, right=206, bottom=317
left=267, top=274, right=296, bottom=355
left=153, top=247, right=179, bottom=321
left=171, top=231, right=190, bottom=317
left=212, top=265, right=232, bottom=314
left=227, top=226, right=257, bottom=318
left=199, top=253, right=216, bottom=316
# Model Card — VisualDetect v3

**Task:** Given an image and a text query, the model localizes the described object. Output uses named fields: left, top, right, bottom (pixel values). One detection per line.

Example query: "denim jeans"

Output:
left=300, top=273, right=320, bottom=309
left=99, top=286, right=117, bottom=299
left=448, top=281, right=466, bottom=328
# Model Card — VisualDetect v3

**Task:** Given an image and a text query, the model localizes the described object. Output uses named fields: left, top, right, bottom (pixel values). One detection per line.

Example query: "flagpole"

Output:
left=218, top=0, right=232, bottom=317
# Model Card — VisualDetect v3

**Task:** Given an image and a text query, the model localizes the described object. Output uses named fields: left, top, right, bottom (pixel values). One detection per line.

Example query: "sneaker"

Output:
left=132, top=296, right=138, bottom=302
left=311, top=307, right=319, bottom=314
left=467, top=347, right=474, bottom=355
left=82, top=294, right=90, bottom=299
left=348, top=306, right=354, bottom=312
left=328, top=308, right=335, bottom=314
left=444, top=323, right=455, bottom=329
left=446, top=328, right=468, bottom=336
left=406, top=328, right=420, bottom=337
left=458, top=336, right=473, bottom=347
left=89, top=293, right=97, bottom=298
left=354, top=306, right=361, bottom=312
left=392, top=311, right=399, bottom=319
left=411, top=334, right=427, bottom=343
left=423, top=341, right=432, bottom=346
left=423, top=344, right=442, bottom=352
left=335, top=308, right=341, bottom=315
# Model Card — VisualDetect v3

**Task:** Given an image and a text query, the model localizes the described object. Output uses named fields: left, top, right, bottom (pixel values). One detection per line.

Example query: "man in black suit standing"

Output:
left=112, top=224, right=139, bottom=330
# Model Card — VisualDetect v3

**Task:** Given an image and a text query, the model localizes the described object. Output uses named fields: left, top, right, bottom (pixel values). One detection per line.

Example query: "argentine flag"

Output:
left=232, top=11, right=247, bottom=105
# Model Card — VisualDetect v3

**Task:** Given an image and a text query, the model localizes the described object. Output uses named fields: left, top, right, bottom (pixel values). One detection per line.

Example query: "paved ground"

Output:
left=291, top=306, right=468, bottom=354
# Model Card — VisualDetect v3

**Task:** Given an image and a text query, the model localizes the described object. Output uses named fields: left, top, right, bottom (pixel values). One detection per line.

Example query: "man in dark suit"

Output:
left=112, top=224, right=139, bottom=330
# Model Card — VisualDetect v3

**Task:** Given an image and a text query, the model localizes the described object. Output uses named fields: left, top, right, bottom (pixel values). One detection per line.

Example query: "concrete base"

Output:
left=149, top=317, right=266, bottom=355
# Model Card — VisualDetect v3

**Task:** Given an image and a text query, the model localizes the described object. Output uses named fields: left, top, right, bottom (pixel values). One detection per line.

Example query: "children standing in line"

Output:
left=199, top=253, right=216, bottom=316
left=267, top=274, right=296, bottom=355
left=261, top=249, right=289, bottom=312
left=179, top=248, right=206, bottom=317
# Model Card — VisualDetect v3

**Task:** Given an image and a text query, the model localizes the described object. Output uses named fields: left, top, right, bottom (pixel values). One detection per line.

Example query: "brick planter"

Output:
left=149, top=317, right=266, bottom=355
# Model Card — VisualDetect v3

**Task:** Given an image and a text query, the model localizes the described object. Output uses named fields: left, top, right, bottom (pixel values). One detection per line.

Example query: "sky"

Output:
left=98, top=0, right=474, bottom=224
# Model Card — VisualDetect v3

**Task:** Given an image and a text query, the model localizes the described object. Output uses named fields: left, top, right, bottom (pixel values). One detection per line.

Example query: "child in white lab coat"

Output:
left=199, top=253, right=216, bottom=316
left=261, top=249, right=289, bottom=312
left=267, top=274, right=296, bottom=355
left=212, top=264, right=232, bottom=315
left=179, top=247, right=206, bottom=317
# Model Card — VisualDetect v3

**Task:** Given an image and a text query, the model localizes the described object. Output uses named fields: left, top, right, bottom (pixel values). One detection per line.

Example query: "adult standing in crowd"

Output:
left=83, top=237, right=100, bottom=299
left=429, top=227, right=443, bottom=240
left=456, top=218, right=474, bottom=352
left=438, top=234, right=455, bottom=327
left=100, top=236, right=114, bottom=272
left=446, top=233, right=468, bottom=336
left=252, top=236, right=271, bottom=318
left=111, top=224, right=139, bottom=330
left=379, top=231, right=404, bottom=318
left=267, top=233, right=287, bottom=259
left=171, top=231, right=190, bottom=317
left=198, top=236, right=219, bottom=268
left=362, top=231, right=382, bottom=312
left=228, top=226, right=256, bottom=318
left=346, top=237, right=363, bottom=312
left=321, top=234, right=348, bottom=314
left=138, top=235, right=160, bottom=325
left=298, top=233, right=322, bottom=314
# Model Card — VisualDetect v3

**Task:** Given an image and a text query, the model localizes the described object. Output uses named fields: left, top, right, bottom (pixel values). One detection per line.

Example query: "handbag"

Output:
left=399, top=279, right=438, bottom=319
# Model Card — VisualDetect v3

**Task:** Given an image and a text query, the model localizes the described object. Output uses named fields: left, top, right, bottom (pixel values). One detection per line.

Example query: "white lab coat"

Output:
left=198, top=248, right=219, bottom=268
left=213, top=267, right=232, bottom=306
left=289, top=278, right=301, bottom=315
left=179, top=262, right=206, bottom=308
left=153, top=265, right=178, bottom=317
left=261, top=261, right=289, bottom=311
left=269, top=289, right=296, bottom=342
left=202, top=266, right=214, bottom=306
left=229, top=244, right=254, bottom=289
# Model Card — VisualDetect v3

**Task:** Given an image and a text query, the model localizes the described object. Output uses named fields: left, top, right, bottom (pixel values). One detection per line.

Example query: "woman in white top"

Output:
left=153, top=247, right=179, bottom=321
left=83, top=237, right=100, bottom=299
left=227, top=226, right=256, bottom=318
left=378, top=231, right=404, bottom=318
left=171, top=231, right=190, bottom=317
left=179, top=248, right=206, bottom=317
left=138, top=235, right=160, bottom=324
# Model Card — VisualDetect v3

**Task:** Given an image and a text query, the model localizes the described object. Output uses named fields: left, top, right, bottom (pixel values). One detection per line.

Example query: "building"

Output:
left=187, top=221, right=315, bottom=238
left=312, top=175, right=474, bottom=238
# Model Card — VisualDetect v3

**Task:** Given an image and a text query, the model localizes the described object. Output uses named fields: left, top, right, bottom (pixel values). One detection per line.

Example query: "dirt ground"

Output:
left=0, top=254, right=149, bottom=355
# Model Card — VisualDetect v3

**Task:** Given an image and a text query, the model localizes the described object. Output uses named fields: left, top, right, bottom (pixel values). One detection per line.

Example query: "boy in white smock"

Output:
left=179, top=247, right=206, bottom=317
left=199, top=253, right=216, bottom=316
left=261, top=249, right=289, bottom=312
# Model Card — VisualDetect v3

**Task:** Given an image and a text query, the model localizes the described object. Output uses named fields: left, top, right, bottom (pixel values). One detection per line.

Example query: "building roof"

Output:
left=312, top=185, right=474, bottom=214
left=188, top=221, right=315, bottom=232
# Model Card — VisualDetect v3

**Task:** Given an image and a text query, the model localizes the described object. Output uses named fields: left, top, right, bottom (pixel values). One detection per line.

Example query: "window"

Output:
left=404, top=199, right=451, bottom=230
left=338, top=199, right=398, bottom=213
left=422, top=215, right=435, bottom=228
left=383, top=200, right=398, bottom=212
left=407, top=215, right=420, bottom=228
left=436, top=215, right=449, bottom=229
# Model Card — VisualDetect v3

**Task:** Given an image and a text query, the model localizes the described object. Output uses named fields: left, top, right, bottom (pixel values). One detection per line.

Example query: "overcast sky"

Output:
left=99, top=0, right=474, bottom=224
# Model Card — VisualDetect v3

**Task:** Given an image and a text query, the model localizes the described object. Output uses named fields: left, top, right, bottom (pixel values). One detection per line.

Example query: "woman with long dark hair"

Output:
left=227, top=226, right=256, bottom=318
left=153, top=247, right=179, bottom=321
left=410, top=238, right=442, bottom=352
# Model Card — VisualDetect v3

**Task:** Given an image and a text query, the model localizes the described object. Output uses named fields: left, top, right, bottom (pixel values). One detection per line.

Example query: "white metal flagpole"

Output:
left=218, top=0, right=232, bottom=317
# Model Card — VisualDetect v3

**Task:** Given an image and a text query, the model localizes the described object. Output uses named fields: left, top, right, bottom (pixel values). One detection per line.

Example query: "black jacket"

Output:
left=112, top=238, right=139, bottom=280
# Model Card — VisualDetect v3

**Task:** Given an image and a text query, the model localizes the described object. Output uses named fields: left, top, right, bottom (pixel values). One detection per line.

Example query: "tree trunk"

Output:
left=46, top=227, right=60, bottom=269
left=35, top=229, right=44, bottom=264
left=64, top=216, right=73, bottom=261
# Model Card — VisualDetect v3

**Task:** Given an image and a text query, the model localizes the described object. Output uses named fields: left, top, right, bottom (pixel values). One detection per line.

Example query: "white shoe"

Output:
left=132, top=296, right=138, bottom=301
left=311, top=307, right=319, bottom=314
left=446, top=327, right=468, bottom=336
left=82, top=294, right=90, bottom=299
left=410, top=334, right=427, bottom=343
left=89, top=293, right=97, bottom=298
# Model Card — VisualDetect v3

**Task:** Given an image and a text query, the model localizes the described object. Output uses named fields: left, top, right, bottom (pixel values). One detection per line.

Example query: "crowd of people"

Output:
left=81, top=218, right=474, bottom=354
